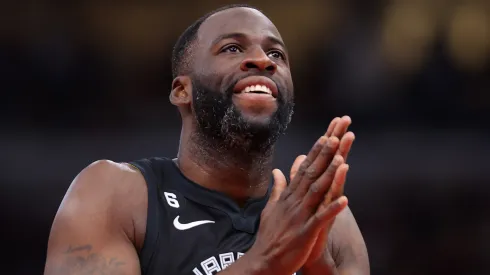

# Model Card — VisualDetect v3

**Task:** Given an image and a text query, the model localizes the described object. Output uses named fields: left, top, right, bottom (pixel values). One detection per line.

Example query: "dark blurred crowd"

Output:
left=1, top=1, right=489, bottom=274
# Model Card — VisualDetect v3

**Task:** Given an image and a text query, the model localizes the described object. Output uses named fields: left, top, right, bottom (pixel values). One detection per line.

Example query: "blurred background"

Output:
left=1, top=0, right=489, bottom=274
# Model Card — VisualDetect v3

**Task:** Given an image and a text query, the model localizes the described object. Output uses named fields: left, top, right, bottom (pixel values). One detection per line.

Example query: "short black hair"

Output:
left=171, top=4, right=260, bottom=78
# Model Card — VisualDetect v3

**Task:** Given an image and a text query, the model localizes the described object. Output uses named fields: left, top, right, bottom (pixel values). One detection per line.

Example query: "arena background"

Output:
left=1, top=1, right=489, bottom=274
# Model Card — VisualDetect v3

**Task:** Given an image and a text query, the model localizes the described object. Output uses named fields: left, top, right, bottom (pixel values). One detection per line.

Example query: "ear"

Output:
left=170, top=76, right=192, bottom=107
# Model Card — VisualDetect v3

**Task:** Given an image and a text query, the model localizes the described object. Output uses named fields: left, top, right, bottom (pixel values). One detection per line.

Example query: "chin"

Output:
left=237, top=110, right=276, bottom=127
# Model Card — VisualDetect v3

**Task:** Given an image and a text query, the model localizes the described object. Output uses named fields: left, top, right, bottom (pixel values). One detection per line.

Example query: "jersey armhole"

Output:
left=127, top=161, right=160, bottom=274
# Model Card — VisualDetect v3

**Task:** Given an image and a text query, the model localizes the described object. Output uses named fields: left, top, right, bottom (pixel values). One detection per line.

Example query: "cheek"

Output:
left=280, top=70, right=294, bottom=98
left=193, top=73, right=222, bottom=93
left=204, top=55, right=243, bottom=86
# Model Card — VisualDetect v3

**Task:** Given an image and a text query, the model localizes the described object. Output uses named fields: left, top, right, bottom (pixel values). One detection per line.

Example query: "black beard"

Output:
left=191, top=77, right=294, bottom=160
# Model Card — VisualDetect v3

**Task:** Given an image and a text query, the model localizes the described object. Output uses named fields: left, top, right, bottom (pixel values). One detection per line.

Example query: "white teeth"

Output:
left=241, top=84, right=272, bottom=94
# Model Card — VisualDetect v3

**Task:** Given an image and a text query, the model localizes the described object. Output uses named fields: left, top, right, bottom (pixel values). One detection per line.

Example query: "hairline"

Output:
left=172, top=5, right=262, bottom=78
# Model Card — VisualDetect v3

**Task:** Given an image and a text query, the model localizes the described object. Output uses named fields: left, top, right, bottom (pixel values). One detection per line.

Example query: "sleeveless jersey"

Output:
left=129, top=157, right=302, bottom=275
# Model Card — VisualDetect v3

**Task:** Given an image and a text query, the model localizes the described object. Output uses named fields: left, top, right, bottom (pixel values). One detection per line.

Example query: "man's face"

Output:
left=190, top=7, right=294, bottom=152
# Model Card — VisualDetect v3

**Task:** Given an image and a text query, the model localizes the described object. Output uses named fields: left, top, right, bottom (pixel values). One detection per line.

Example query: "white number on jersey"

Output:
left=163, top=192, right=180, bottom=208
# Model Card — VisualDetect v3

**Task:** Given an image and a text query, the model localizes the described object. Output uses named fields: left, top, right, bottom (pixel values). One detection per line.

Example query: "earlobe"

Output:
left=170, top=76, right=192, bottom=106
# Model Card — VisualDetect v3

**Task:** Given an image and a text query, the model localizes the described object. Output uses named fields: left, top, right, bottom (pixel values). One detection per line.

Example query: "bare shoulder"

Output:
left=44, top=160, right=147, bottom=275
left=329, top=206, right=370, bottom=275
left=66, top=159, right=147, bottom=240
left=68, top=159, right=145, bottom=195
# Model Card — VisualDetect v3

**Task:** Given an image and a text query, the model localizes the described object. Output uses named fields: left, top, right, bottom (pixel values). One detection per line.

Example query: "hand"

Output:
left=290, top=116, right=355, bottom=267
left=246, top=135, right=348, bottom=275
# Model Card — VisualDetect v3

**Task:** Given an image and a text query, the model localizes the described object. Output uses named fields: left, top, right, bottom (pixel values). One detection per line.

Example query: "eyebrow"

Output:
left=211, top=32, right=287, bottom=51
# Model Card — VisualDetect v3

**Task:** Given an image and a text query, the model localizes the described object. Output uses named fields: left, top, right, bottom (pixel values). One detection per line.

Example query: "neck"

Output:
left=176, top=127, right=274, bottom=206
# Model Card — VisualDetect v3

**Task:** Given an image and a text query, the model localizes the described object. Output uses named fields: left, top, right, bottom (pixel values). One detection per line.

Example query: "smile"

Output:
left=233, top=76, right=278, bottom=98
left=240, top=85, right=272, bottom=95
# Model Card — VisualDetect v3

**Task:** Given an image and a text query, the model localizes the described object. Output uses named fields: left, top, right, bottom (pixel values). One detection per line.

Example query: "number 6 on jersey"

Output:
left=164, top=192, right=180, bottom=208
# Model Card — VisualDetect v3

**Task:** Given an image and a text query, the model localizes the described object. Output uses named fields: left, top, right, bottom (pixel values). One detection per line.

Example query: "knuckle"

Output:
left=284, top=192, right=298, bottom=205
left=297, top=161, right=310, bottom=175
left=305, top=167, right=317, bottom=180
left=320, top=146, right=331, bottom=157
left=312, top=139, right=326, bottom=153
left=279, top=189, right=292, bottom=200
left=334, top=156, right=344, bottom=166
left=321, top=198, right=331, bottom=208
left=329, top=156, right=343, bottom=170
left=309, top=183, right=320, bottom=194
left=327, top=162, right=337, bottom=171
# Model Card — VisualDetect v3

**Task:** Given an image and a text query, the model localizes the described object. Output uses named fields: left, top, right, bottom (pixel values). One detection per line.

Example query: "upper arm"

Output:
left=329, top=206, right=370, bottom=275
left=44, top=160, right=142, bottom=275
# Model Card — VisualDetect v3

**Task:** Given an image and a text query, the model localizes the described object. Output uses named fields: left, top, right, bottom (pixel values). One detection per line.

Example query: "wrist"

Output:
left=243, top=253, right=269, bottom=275
left=224, top=251, right=270, bottom=275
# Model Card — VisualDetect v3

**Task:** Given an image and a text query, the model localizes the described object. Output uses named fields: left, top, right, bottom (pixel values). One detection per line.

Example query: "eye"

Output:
left=221, top=45, right=243, bottom=53
left=268, top=50, right=285, bottom=60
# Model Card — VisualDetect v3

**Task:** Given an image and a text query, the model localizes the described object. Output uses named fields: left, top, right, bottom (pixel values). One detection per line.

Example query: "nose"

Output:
left=240, top=48, right=277, bottom=74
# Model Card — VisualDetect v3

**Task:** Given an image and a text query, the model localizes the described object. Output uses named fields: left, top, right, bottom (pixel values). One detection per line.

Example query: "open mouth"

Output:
left=233, top=76, right=278, bottom=98
left=239, top=85, right=273, bottom=95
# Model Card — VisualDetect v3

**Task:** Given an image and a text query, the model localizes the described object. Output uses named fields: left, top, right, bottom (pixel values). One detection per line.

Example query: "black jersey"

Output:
left=129, top=157, right=301, bottom=275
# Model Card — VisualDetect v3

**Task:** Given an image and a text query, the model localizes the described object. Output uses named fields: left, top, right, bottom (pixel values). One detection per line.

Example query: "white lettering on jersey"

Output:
left=201, top=256, right=222, bottom=275
left=163, top=192, right=180, bottom=208
left=219, top=252, right=235, bottom=269
left=193, top=252, right=296, bottom=275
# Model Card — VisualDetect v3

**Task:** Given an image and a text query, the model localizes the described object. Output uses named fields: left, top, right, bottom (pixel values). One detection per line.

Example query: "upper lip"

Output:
left=233, top=76, right=278, bottom=98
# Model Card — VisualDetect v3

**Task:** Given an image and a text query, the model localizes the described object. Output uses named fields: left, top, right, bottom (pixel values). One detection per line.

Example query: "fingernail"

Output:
left=328, top=136, right=338, bottom=146
left=338, top=196, right=348, bottom=205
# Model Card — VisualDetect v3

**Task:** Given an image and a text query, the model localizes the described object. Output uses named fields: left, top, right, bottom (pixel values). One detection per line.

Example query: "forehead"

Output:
left=197, top=7, right=283, bottom=46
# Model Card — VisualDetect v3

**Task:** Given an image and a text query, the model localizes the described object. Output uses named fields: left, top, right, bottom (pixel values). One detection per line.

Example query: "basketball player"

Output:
left=44, top=4, right=369, bottom=275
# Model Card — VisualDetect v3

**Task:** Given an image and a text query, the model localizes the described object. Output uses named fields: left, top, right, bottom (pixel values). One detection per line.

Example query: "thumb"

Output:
left=269, top=169, right=287, bottom=203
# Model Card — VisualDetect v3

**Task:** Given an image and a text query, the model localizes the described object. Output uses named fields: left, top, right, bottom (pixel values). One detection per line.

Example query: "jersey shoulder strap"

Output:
left=128, top=157, right=172, bottom=274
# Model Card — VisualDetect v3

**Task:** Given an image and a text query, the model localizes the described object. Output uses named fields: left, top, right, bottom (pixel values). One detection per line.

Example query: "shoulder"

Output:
left=68, top=159, right=147, bottom=213
left=75, top=159, right=141, bottom=182
left=45, top=160, right=147, bottom=274
left=62, top=159, right=148, bottom=247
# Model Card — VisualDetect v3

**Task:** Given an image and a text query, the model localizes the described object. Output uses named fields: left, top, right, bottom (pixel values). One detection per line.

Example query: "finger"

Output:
left=316, top=196, right=348, bottom=221
left=301, top=154, right=344, bottom=211
left=290, top=155, right=307, bottom=180
left=304, top=196, right=348, bottom=236
left=295, top=137, right=340, bottom=198
left=324, top=164, right=349, bottom=204
left=288, top=136, right=328, bottom=192
left=337, top=132, right=355, bottom=161
left=332, top=116, right=351, bottom=138
left=326, top=117, right=340, bottom=136
left=270, top=169, right=287, bottom=203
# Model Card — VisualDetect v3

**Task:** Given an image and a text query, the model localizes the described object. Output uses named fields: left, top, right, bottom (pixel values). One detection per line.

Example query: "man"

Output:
left=44, top=4, right=369, bottom=275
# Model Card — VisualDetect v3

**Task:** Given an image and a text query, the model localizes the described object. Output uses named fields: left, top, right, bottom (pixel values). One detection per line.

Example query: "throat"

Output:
left=177, top=140, right=273, bottom=206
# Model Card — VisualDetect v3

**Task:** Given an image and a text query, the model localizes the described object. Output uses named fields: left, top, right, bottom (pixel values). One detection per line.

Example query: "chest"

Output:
left=159, top=194, right=258, bottom=274
left=153, top=188, right=302, bottom=275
